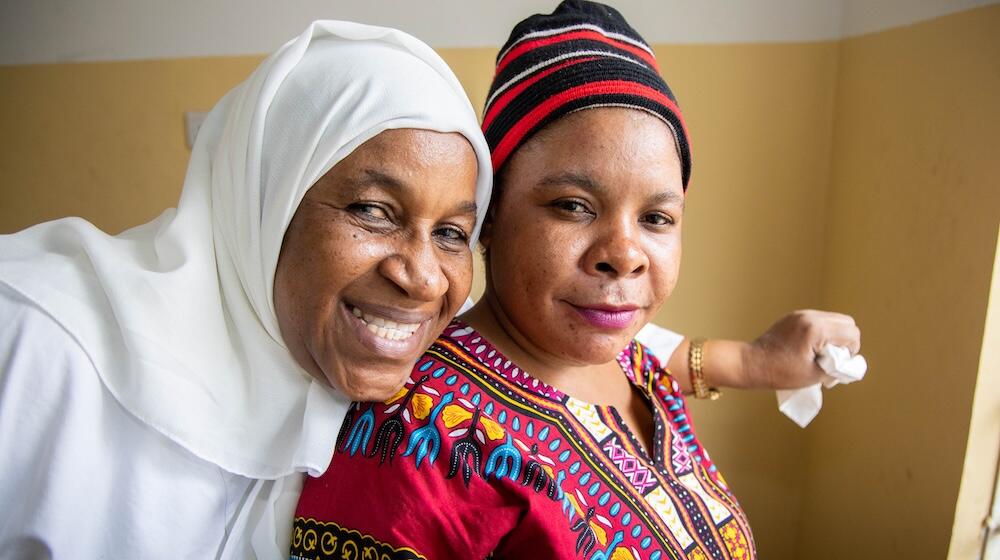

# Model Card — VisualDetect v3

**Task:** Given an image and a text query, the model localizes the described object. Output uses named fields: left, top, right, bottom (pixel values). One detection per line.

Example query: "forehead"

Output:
left=503, top=108, right=683, bottom=193
left=344, top=128, right=475, bottom=167
left=317, top=128, right=478, bottom=191
left=306, top=128, right=479, bottom=209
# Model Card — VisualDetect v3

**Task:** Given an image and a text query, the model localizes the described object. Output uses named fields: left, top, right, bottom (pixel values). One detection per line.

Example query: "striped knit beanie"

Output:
left=483, top=0, right=692, bottom=189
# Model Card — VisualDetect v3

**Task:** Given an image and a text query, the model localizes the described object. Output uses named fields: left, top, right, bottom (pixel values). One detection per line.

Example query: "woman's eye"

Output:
left=348, top=203, right=390, bottom=221
left=552, top=199, right=592, bottom=214
left=642, top=212, right=674, bottom=226
left=435, top=226, right=469, bottom=244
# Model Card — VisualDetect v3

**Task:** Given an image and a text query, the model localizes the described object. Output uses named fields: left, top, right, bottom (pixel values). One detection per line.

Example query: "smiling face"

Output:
left=273, top=128, right=479, bottom=401
left=482, top=108, right=684, bottom=367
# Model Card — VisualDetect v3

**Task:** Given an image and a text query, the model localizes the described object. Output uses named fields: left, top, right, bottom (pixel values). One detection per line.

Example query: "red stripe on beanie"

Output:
left=496, top=29, right=658, bottom=75
left=490, top=80, right=687, bottom=171
left=482, top=57, right=597, bottom=131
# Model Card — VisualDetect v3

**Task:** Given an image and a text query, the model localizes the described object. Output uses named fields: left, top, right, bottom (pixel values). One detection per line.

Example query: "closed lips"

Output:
left=350, top=305, right=420, bottom=341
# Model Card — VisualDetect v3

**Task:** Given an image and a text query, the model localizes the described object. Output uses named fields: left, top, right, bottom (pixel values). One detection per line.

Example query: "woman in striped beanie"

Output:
left=484, top=1, right=861, bottom=420
left=466, top=2, right=760, bottom=556
left=482, top=0, right=691, bottom=186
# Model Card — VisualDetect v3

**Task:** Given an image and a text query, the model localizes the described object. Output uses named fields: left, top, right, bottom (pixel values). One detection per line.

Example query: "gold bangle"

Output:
left=689, top=338, right=721, bottom=400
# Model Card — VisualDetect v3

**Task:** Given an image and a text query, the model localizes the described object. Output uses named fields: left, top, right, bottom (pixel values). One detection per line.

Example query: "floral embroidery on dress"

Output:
left=294, top=321, right=756, bottom=559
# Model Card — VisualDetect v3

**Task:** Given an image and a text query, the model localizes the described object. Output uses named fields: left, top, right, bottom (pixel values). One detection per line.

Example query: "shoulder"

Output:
left=334, top=336, right=513, bottom=481
left=633, top=322, right=684, bottom=361
left=310, top=322, right=536, bottom=490
left=625, top=338, right=683, bottom=396
left=0, top=283, right=100, bottom=408
left=0, top=283, right=85, bottom=352
left=0, top=284, right=235, bottom=556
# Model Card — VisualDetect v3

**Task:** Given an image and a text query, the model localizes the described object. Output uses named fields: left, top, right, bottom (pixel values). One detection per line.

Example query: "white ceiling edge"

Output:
left=841, top=0, right=998, bottom=37
left=0, top=0, right=995, bottom=66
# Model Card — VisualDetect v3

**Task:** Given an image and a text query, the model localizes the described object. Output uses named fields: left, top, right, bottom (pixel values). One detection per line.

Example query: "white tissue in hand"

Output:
left=777, top=344, right=867, bottom=428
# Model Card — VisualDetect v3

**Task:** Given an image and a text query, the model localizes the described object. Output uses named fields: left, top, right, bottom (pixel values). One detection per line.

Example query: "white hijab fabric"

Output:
left=0, top=21, right=492, bottom=479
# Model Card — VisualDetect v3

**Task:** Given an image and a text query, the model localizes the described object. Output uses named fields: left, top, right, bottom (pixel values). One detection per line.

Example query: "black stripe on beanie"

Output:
left=485, top=56, right=676, bottom=143
left=498, top=93, right=688, bottom=178
left=491, top=37, right=654, bottom=95
left=498, top=0, right=645, bottom=59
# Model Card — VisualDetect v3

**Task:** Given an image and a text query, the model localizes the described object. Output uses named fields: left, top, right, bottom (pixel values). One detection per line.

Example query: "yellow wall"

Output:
left=649, top=42, right=840, bottom=560
left=0, top=57, right=262, bottom=234
left=799, top=6, right=1000, bottom=558
left=0, top=7, right=997, bottom=558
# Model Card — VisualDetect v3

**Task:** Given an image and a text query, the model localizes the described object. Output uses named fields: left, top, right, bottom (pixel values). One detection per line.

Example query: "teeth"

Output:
left=350, top=305, right=420, bottom=341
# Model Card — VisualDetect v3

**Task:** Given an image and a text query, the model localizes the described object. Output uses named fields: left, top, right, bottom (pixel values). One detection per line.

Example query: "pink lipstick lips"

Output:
left=571, top=304, right=638, bottom=329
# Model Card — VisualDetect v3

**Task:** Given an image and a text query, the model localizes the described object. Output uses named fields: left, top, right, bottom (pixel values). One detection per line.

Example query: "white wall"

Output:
left=840, top=0, right=998, bottom=36
left=4, top=0, right=994, bottom=65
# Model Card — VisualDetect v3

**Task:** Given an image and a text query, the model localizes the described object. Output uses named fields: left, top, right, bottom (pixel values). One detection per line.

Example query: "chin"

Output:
left=337, top=368, right=411, bottom=403
left=558, top=334, right=633, bottom=365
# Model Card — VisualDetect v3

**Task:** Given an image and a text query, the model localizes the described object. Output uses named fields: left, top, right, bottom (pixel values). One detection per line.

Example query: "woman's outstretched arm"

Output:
left=640, top=310, right=862, bottom=394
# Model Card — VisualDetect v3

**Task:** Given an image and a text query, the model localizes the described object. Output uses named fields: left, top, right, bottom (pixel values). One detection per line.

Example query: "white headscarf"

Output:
left=0, top=21, right=492, bottom=479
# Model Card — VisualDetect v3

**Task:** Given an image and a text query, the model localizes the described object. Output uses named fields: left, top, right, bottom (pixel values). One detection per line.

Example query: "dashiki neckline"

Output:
left=443, top=321, right=754, bottom=556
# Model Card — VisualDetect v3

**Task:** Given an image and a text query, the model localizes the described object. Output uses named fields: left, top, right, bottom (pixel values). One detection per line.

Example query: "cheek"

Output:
left=282, top=221, right=382, bottom=319
left=492, top=218, right=579, bottom=298
left=321, top=224, right=379, bottom=278
left=443, top=252, right=474, bottom=308
left=649, top=238, right=682, bottom=300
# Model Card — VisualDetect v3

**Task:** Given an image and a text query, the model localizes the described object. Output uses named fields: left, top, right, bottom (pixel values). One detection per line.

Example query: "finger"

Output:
left=805, top=310, right=856, bottom=327
left=823, top=322, right=862, bottom=355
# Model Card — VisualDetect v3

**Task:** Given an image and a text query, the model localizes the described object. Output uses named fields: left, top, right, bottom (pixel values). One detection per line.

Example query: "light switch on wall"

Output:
left=184, top=112, right=208, bottom=149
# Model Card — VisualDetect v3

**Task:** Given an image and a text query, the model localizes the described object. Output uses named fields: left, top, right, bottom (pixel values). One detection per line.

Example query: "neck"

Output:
left=459, top=288, right=624, bottom=401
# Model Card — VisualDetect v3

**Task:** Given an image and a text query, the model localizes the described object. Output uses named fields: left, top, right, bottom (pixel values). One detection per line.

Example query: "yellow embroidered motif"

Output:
left=591, top=520, right=608, bottom=546
left=289, top=517, right=425, bottom=560
left=688, top=547, right=709, bottom=560
left=384, top=387, right=407, bottom=405
left=565, top=397, right=613, bottom=440
left=481, top=416, right=505, bottom=440
left=442, top=405, right=472, bottom=428
left=721, top=519, right=752, bottom=560
left=411, top=393, right=432, bottom=420
left=441, top=404, right=505, bottom=440
left=610, top=546, right=633, bottom=560
left=644, top=485, right=695, bottom=549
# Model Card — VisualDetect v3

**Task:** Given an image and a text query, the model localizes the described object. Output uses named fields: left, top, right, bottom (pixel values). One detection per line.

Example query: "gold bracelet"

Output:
left=689, top=338, right=721, bottom=400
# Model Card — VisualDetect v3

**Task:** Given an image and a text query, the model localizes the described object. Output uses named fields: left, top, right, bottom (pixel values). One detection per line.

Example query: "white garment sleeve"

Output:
left=634, top=322, right=686, bottom=363
left=0, top=286, right=243, bottom=559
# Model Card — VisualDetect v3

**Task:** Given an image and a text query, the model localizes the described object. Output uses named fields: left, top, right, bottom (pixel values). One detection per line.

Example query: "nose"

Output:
left=583, top=218, right=649, bottom=279
left=378, top=235, right=448, bottom=302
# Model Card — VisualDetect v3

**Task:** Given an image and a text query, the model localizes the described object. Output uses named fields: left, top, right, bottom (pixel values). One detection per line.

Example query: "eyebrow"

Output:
left=535, top=171, right=684, bottom=208
left=536, top=171, right=604, bottom=192
left=350, top=168, right=478, bottom=217
left=354, top=168, right=406, bottom=191
left=649, top=190, right=685, bottom=208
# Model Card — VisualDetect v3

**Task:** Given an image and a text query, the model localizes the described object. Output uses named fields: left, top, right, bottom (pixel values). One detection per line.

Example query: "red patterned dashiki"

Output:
left=292, top=321, right=756, bottom=560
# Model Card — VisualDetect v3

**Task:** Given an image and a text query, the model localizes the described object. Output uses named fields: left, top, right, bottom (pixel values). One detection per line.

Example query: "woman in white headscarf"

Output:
left=0, top=20, right=491, bottom=559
